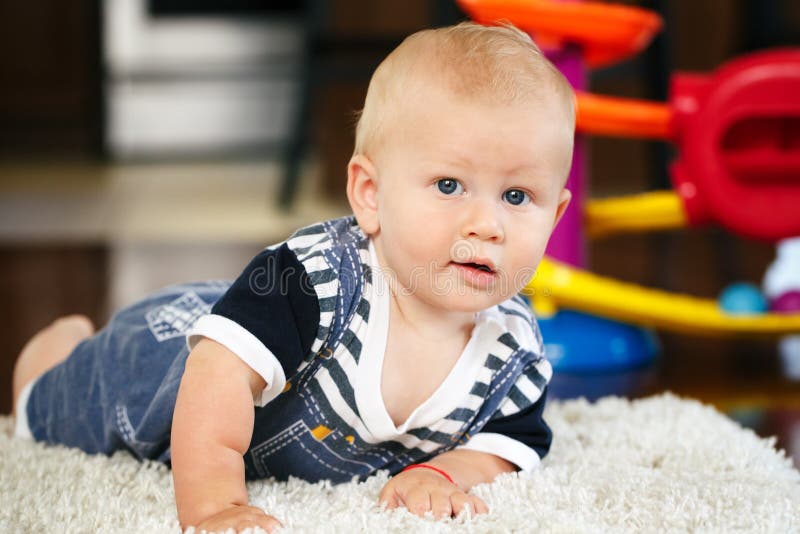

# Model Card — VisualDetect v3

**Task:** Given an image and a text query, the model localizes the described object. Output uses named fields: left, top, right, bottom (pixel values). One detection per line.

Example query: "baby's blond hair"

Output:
left=353, top=22, right=576, bottom=158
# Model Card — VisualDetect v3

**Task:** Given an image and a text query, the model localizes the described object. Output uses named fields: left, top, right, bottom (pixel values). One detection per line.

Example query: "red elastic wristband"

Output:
left=401, top=463, right=456, bottom=485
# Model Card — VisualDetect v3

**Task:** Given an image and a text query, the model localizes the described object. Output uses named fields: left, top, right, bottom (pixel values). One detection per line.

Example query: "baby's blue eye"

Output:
left=437, top=178, right=463, bottom=196
left=504, top=189, right=530, bottom=206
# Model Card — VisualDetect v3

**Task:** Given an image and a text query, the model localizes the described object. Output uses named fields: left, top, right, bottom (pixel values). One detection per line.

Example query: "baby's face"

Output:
left=369, top=84, right=572, bottom=314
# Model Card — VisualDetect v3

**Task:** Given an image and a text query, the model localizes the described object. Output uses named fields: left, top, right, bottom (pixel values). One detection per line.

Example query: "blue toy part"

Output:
left=718, top=282, right=769, bottom=315
left=537, top=309, right=659, bottom=374
left=536, top=309, right=659, bottom=401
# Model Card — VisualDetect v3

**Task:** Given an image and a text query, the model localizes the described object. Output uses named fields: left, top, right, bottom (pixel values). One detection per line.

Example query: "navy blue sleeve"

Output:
left=210, top=243, right=320, bottom=375
left=482, top=387, right=552, bottom=460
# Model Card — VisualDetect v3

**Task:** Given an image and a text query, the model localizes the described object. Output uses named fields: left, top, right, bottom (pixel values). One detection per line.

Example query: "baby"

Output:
left=12, top=22, right=574, bottom=532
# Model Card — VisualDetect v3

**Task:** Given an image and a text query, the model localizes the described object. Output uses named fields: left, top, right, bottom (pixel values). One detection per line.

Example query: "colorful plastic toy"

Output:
left=772, top=292, right=800, bottom=314
left=580, top=50, right=800, bottom=242
left=564, top=49, right=800, bottom=333
left=525, top=258, right=800, bottom=337
left=537, top=309, right=658, bottom=373
left=536, top=309, right=658, bottom=399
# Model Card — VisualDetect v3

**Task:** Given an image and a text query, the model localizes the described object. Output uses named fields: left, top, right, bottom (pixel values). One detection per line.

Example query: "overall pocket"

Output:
left=247, top=419, right=374, bottom=483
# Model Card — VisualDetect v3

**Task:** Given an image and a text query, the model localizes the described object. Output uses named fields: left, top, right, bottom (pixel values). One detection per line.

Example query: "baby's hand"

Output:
left=378, top=466, right=489, bottom=519
left=190, top=504, right=281, bottom=533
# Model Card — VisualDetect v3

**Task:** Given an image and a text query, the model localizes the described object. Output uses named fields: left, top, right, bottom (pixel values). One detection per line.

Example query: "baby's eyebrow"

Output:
left=505, top=161, right=542, bottom=174
left=436, top=143, right=479, bottom=167
left=505, top=168, right=543, bottom=185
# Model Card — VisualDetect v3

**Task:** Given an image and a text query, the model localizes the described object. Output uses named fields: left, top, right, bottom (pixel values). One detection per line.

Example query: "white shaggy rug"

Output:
left=2, top=393, right=799, bottom=533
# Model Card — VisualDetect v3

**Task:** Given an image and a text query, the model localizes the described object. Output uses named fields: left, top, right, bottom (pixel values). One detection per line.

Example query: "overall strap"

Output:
left=289, top=218, right=369, bottom=388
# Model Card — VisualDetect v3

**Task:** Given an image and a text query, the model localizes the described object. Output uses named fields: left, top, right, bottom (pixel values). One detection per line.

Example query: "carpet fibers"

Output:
left=2, top=393, right=798, bottom=533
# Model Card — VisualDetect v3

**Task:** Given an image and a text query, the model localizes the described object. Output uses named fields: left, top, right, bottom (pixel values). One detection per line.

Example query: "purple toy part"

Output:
left=544, top=44, right=587, bottom=267
left=771, top=291, right=800, bottom=314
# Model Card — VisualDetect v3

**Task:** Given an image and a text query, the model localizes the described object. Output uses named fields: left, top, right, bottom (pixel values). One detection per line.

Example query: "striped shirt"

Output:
left=189, top=216, right=553, bottom=482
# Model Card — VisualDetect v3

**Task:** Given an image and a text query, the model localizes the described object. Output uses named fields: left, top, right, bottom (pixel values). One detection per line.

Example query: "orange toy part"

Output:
left=457, top=0, right=662, bottom=67
left=575, top=92, right=673, bottom=140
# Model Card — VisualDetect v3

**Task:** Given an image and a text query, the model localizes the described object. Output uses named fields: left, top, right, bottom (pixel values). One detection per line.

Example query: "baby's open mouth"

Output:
left=453, top=261, right=495, bottom=273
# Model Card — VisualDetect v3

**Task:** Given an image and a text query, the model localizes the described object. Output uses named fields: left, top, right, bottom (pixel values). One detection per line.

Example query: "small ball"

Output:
left=718, top=283, right=768, bottom=315
left=770, top=290, right=800, bottom=314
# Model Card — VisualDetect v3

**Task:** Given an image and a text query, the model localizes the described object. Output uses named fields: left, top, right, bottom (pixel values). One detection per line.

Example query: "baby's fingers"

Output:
left=472, top=494, right=489, bottom=514
left=377, top=487, right=401, bottom=510
left=450, top=492, right=489, bottom=517
left=430, top=492, right=453, bottom=519
left=403, top=487, right=433, bottom=517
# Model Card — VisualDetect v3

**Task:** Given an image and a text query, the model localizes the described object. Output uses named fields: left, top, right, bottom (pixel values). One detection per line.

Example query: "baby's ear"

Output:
left=347, top=155, right=380, bottom=235
left=553, top=188, right=572, bottom=228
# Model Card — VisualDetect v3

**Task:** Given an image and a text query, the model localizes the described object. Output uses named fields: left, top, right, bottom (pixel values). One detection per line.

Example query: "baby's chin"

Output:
left=431, top=292, right=520, bottom=314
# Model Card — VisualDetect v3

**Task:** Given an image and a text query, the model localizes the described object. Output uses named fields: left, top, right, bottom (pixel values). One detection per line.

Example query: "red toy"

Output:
left=670, top=49, right=800, bottom=242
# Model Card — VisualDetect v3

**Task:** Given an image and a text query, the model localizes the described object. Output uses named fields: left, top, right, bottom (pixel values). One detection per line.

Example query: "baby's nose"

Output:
left=461, top=201, right=504, bottom=242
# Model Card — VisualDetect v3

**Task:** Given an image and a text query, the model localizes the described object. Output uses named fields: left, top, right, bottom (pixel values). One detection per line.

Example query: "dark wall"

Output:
left=0, top=1, right=102, bottom=158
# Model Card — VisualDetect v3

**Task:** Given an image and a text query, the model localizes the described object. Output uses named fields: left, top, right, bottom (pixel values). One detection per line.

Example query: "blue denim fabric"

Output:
left=25, top=281, right=230, bottom=463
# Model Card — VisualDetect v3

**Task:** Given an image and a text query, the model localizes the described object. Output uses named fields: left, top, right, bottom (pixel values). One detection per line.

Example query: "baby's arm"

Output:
left=378, top=449, right=516, bottom=518
left=171, top=337, right=280, bottom=532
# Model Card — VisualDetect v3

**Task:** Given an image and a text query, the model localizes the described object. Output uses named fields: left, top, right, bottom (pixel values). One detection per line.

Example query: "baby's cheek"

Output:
left=508, top=252, right=544, bottom=292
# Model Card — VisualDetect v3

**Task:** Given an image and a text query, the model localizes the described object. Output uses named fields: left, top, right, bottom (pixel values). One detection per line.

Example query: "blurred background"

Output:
left=1, top=1, right=799, bottom=465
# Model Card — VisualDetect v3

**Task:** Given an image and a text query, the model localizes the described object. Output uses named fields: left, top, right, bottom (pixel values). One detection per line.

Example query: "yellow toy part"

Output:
left=525, top=257, right=800, bottom=337
left=585, top=191, right=687, bottom=238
